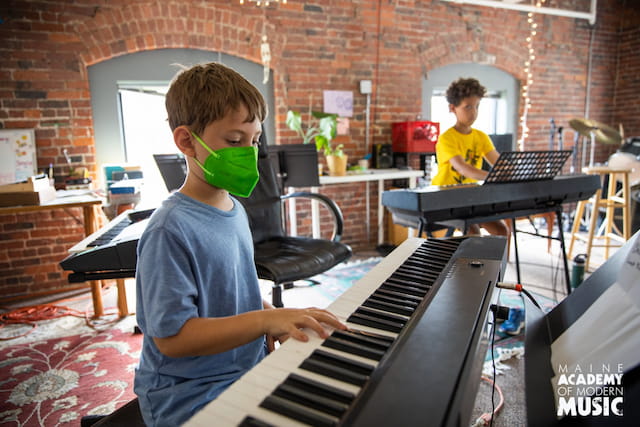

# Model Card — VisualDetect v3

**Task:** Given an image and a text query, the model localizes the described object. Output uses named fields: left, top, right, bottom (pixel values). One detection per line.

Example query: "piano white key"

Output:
left=247, top=405, right=313, bottom=427
left=210, top=392, right=308, bottom=427
left=344, top=322, right=398, bottom=339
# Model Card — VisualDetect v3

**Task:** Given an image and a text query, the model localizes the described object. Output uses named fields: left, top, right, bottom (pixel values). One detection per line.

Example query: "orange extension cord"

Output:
left=0, top=290, right=123, bottom=340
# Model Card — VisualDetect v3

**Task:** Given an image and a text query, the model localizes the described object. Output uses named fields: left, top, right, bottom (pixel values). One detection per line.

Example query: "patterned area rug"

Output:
left=0, top=317, right=140, bottom=426
left=0, top=259, right=382, bottom=426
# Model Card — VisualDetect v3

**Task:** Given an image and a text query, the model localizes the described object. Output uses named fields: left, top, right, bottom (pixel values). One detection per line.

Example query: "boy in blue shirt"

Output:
left=134, top=62, right=346, bottom=426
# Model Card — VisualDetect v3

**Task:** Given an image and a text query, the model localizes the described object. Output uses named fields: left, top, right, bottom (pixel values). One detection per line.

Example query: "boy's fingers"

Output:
left=287, top=324, right=309, bottom=342
left=310, top=310, right=347, bottom=330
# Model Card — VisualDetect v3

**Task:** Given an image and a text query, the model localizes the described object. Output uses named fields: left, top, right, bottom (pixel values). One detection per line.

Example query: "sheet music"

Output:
left=550, top=232, right=640, bottom=417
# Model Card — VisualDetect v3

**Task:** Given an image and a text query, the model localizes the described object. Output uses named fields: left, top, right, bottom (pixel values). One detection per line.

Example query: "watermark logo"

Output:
left=556, top=364, right=623, bottom=417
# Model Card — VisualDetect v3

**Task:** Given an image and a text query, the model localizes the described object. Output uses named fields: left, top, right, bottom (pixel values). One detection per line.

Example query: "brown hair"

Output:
left=165, top=62, right=267, bottom=134
left=445, top=77, right=487, bottom=106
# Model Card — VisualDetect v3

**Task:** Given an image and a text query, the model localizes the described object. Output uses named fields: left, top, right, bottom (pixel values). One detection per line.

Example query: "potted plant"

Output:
left=286, top=110, right=348, bottom=176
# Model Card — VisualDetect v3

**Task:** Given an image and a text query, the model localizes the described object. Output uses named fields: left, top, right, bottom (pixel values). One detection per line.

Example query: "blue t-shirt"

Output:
left=134, top=192, right=266, bottom=427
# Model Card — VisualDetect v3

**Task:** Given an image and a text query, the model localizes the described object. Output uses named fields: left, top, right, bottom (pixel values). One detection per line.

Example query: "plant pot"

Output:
left=326, top=154, right=348, bottom=176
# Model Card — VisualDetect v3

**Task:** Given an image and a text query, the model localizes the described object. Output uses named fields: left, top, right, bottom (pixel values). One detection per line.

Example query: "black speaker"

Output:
left=372, top=144, right=393, bottom=168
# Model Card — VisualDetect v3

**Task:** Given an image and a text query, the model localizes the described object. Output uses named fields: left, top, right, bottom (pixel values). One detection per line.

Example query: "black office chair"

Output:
left=238, top=133, right=352, bottom=307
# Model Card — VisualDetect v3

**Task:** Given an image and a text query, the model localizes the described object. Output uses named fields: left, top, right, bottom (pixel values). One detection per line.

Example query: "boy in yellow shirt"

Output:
left=431, top=77, right=509, bottom=237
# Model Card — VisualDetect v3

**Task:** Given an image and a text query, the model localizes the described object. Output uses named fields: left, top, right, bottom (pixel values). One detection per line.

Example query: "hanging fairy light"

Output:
left=238, top=0, right=288, bottom=84
left=518, top=0, right=546, bottom=150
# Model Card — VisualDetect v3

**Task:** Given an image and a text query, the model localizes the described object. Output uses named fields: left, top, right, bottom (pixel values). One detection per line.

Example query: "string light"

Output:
left=518, top=0, right=546, bottom=150
left=238, top=1, right=289, bottom=84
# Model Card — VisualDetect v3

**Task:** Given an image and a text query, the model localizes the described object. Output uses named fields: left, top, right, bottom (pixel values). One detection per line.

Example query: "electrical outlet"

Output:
left=360, top=80, right=372, bottom=95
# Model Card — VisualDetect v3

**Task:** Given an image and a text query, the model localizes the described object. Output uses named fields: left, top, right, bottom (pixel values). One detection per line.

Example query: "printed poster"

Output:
left=0, top=129, right=37, bottom=185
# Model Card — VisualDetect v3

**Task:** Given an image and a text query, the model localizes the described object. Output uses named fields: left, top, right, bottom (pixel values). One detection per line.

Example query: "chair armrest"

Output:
left=281, top=191, right=345, bottom=242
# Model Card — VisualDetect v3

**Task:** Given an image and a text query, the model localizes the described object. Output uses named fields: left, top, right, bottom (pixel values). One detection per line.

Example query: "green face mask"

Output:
left=191, top=131, right=259, bottom=197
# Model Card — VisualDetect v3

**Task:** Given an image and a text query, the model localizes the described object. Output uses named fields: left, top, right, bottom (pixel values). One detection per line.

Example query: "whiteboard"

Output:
left=0, top=129, right=37, bottom=185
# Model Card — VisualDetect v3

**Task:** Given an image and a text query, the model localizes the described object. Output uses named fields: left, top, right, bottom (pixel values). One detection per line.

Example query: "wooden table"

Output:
left=0, top=194, right=112, bottom=317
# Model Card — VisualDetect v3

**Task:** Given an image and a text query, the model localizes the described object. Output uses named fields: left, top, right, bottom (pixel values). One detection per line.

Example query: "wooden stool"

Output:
left=568, top=166, right=631, bottom=271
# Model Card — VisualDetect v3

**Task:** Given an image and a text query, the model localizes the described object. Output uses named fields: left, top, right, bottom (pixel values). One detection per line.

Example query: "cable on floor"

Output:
left=0, top=286, right=126, bottom=340
left=472, top=375, right=505, bottom=426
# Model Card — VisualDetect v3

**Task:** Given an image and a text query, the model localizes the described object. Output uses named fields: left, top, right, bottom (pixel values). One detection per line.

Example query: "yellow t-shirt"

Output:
left=431, top=127, right=495, bottom=186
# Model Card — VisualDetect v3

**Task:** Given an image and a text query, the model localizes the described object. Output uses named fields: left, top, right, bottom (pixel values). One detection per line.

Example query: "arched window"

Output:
left=422, top=63, right=519, bottom=151
left=88, top=49, right=274, bottom=205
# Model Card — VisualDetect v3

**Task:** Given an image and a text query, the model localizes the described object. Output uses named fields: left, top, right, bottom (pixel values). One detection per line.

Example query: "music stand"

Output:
left=484, top=150, right=573, bottom=184
left=484, top=150, right=573, bottom=293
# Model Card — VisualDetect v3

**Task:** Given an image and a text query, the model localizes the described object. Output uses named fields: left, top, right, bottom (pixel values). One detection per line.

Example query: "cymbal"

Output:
left=569, top=118, right=622, bottom=145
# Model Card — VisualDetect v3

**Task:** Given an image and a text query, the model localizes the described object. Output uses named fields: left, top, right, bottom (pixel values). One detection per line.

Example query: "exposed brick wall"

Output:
left=0, top=0, right=638, bottom=298
left=0, top=207, right=87, bottom=298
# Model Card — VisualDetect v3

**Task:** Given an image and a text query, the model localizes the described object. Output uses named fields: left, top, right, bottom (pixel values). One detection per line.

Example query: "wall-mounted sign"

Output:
left=323, top=90, right=353, bottom=118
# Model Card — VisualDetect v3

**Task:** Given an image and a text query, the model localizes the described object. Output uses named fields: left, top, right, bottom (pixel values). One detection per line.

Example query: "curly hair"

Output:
left=445, top=78, right=487, bottom=106
left=165, top=62, right=267, bottom=134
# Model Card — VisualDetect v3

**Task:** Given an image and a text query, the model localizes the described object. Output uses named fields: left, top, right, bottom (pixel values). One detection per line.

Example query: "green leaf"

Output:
left=285, top=110, right=303, bottom=136
left=286, top=110, right=340, bottom=153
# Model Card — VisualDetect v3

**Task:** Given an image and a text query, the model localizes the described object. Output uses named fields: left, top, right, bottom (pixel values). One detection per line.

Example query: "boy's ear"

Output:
left=174, top=126, right=195, bottom=156
left=448, top=103, right=456, bottom=113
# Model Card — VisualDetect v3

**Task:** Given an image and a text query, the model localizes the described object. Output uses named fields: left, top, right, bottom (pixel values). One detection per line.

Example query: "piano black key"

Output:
left=385, top=275, right=432, bottom=290
left=410, top=257, right=447, bottom=270
left=239, top=415, right=275, bottom=427
left=331, top=329, right=394, bottom=350
left=322, top=334, right=386, bottom=360
left=260, top=395, right=337, bottom=427
left=299, top=357, right=370, bottom=387
left=396, top=263, right=440, bottom=276
left=309, top=349, right=375, bottom=376
left=273, top=382, right=349, bottom=417
left=370, top=290, right=419, bottom=307
left=355, top=306, right=408, bottom=323
left=286, top=373, right=356, bottom=404
left=300, top=349, right=374, bottom=386
left=362, top=297, right=414, bottom=317
left=373, top=288, right=423, bottom=305
left=412, top=248, right=451, bottom=261
left=411, top=247, right=454, bottom=262
left=347, top=311, right=405, bottom=333
left=397, top=263, right=442, bottom=279
left=380, top=282, right=428, bottom=297
left=88, top=217, right=132, bottom=247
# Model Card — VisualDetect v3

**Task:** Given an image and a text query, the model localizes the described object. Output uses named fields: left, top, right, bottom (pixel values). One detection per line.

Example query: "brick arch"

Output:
left=72, top=3, right=267, bottom=67
left=62, top=2, right=286, bottom=177
left=417, top=28, right=528, bottom=86
left=415, top=25, right=530, bottom=142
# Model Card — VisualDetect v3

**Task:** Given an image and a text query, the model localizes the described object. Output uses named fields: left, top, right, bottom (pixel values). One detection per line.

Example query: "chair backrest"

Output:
left=237, top=132, right=286, bottom=243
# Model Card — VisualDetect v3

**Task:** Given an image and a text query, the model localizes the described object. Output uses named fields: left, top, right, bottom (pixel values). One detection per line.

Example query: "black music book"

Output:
left=484, top=150, right=572, bottom=184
